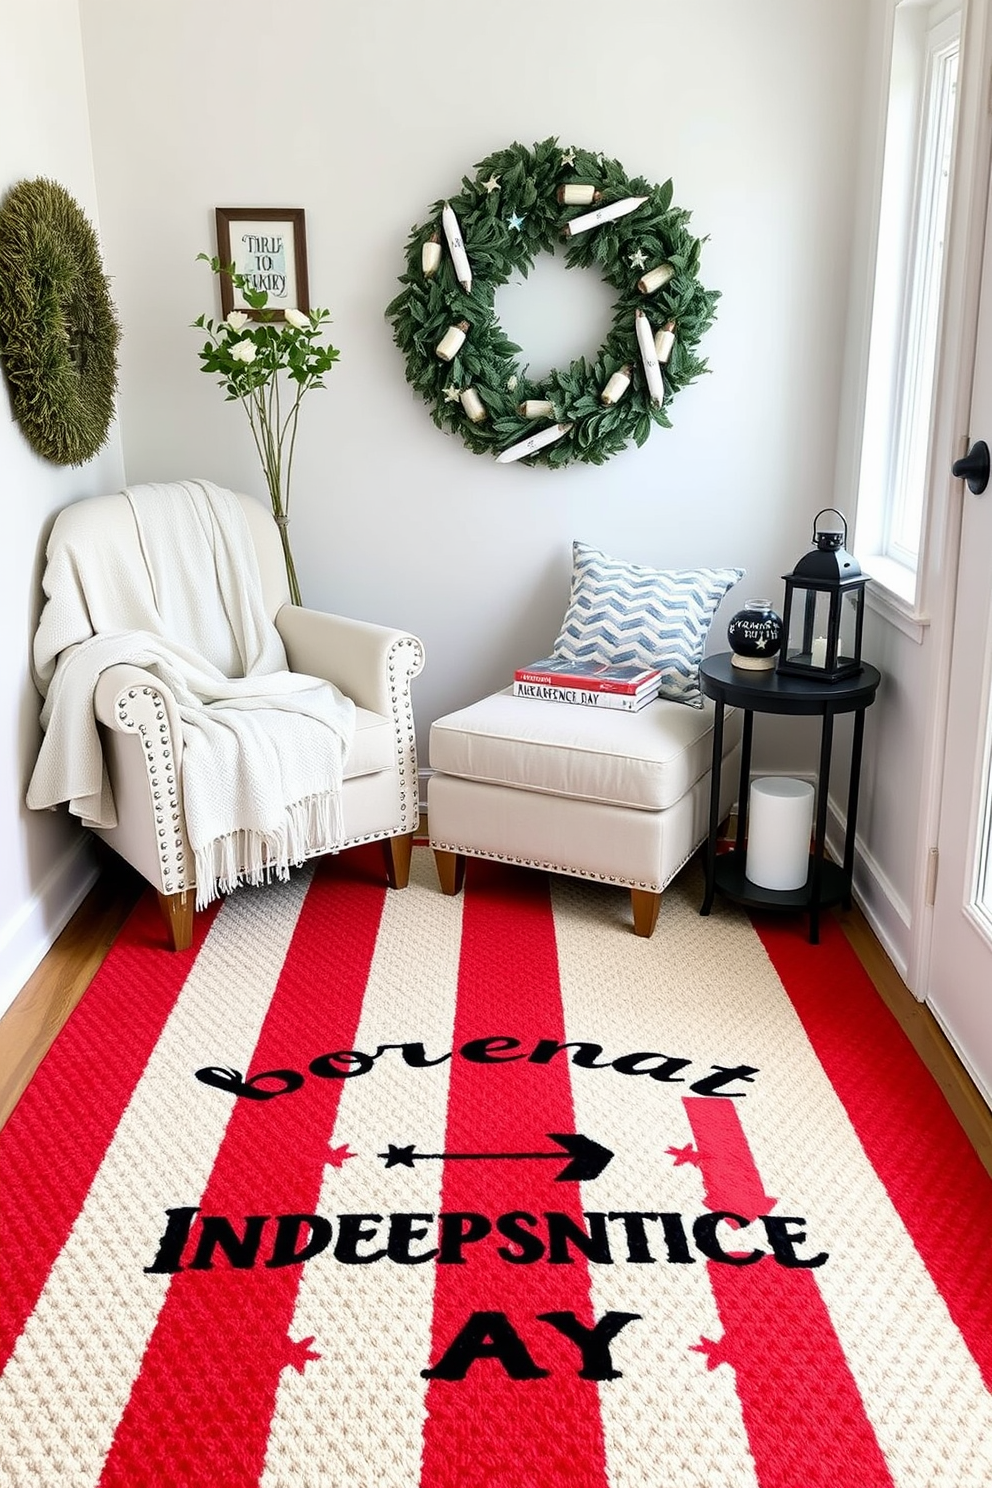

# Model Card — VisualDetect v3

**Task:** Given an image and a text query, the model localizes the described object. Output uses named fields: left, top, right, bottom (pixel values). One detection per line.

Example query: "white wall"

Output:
left=77, top=0, right=870, bottom=768
left=0, top=0, right=126, bottom=1013
left=1, top=0, right=886, bottom=1006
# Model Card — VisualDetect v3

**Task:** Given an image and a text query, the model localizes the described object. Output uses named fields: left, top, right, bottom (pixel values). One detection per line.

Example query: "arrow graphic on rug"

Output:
left=378, top=1132, right=614, bottom=1181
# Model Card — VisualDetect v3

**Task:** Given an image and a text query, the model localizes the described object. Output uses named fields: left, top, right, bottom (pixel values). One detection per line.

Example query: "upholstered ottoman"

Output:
left=428, top=688, right=742, bottom=936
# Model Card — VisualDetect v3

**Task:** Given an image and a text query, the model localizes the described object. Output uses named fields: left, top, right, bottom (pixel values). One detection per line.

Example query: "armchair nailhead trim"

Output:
left=385, top=636, right=425, bottom=834
left=109, top=632, right=425, bottom=899
left=113, top=683, right=193, bottom=893
left=427, top=837, right=673, bottom=895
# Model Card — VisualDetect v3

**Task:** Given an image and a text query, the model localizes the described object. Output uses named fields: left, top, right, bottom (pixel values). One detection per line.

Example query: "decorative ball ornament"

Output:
left=728, top=600, right=784, bottom=671
left=386, top=138, right=719, bottom=468
left=0, top=178, right=120, bottom=466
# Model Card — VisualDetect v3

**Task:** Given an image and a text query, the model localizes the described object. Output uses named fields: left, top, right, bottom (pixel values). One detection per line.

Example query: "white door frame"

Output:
left=904, top=0, right=992, bottom=997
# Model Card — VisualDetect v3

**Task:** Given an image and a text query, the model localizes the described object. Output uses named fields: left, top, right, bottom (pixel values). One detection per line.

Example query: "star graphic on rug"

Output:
left=666, top=1142, right=703, bottom=1167
left=281, top=1334, right=322, bottom=1375
left=326, top=1142, right=357, bottom=1168
left=507, top=212, right=525, bottom=232
left=381, top=1143, right=417, bottom=1168
left=691, top=1334, right=734, bottom=1372
left=482, top=173, right=501, bottom=193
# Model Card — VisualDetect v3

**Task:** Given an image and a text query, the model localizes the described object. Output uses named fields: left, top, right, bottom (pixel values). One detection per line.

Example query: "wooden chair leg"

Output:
left=630, top=888, right=662, bottom=938
left=434, top=849, right=466, bottom=896
left=381, top=832, right=414, bottom=889
left=157, top=889, right=194, bottom=952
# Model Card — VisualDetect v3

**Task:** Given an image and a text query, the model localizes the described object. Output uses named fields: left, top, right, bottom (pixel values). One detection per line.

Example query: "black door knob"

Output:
left=952, top=439, right=990, bottom=494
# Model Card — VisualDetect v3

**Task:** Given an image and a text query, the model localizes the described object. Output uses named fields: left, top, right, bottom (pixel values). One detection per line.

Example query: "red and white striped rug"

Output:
left=1, top=845, right=991, bottom=1487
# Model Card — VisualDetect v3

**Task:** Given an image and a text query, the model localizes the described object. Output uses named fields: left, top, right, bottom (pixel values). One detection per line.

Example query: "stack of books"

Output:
left=512, top=656, right=662, bottom=712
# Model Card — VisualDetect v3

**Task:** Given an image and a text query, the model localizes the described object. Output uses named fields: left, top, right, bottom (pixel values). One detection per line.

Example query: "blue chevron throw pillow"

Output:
left=553, top=542, right=745, bottom=706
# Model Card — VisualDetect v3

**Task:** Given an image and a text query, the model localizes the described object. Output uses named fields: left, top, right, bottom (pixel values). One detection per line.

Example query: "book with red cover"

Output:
left=513, top=655, right=662, bottom=695
left=512, top=680, right=660, bottom=711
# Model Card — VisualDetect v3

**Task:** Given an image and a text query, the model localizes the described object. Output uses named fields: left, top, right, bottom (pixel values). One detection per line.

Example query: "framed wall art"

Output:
left=214, top=207, right=310, bottom=321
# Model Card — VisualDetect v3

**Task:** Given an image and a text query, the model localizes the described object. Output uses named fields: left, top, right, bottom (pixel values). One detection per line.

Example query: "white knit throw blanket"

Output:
left=27, top=481, right=356, bottom=908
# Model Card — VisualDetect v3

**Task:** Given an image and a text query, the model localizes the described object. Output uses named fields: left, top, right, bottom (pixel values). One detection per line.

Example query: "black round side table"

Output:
left=698, top=653, right=881, bottom=944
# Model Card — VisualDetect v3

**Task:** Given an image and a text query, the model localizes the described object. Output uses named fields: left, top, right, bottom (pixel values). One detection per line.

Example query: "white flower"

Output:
left=229, top=339, right=257, bottom=364
left=225, top=311, right=249, bottom=330
left=283, top=307, right=310, bottom=330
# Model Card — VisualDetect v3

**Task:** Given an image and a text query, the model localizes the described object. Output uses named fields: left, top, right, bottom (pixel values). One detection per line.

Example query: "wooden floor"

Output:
left=2, top=851, right=991, bottom=1180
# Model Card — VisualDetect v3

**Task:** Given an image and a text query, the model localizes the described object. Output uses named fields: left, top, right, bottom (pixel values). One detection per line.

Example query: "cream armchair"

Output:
left=54, top=490, right=424, bottom=950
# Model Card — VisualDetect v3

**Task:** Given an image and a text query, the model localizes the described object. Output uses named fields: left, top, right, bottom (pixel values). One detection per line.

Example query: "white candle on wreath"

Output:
left=600, top=364, right=633, bottom=406
left=496, top=422, right=573, bottom=463
left=441, top=202, right=472, bottom=292
left=637, top=262, right=674, bottom=294
left=421, top=231, right=442, bottom=278
left=562, top=195, right=648, bottom=237
left=435, top=320, right=469, bottom=362
left=654, top=318, right=676, bottom=363
left=459, top=386, right=487, bottom=423
left=556, top=184, right=601, bottom=206
left=635, top=310, right=665, bottom=408
left=517, top=399, right=555, bottom=418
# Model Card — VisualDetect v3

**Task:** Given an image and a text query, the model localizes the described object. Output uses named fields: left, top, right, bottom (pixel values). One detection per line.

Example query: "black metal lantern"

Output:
left=777, top=509, right=868, bottom=682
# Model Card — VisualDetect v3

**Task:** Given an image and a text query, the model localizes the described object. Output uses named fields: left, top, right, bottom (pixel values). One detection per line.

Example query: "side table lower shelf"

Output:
left=713, top=853, right=849, bottom=913
left=698, top=654, right=881, bottom=944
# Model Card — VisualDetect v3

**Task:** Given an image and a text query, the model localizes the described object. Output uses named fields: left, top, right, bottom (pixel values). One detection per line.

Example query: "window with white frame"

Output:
left=855, top=0, right=960, bottom=608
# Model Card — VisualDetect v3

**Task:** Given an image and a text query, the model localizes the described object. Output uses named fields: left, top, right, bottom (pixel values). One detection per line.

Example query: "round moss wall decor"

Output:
left=386, top=138, right=719, bottom=468
left=0, top=178, right=120, bottom=466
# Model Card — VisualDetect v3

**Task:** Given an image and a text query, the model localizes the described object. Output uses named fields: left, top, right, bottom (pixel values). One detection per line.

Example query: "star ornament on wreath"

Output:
left=385, top=137, right=719, bottom=468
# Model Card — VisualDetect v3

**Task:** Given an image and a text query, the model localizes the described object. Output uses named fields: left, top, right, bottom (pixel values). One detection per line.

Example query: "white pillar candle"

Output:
left=517, top=399, right=555, bottom=419
left=435, top=320, right=469, bottom=362
left=637, top=263, right=674, bottom=295
left=745, top=777, right=815, bottom=892
left=600, top=364, right=632, bottom=406
left=459, top=386, right=486, bottom=423
left=654, top=319, right=676, bottom=363
left=557, top=184, right=601, bottom=205
left=810, top=636, right=828, bottom=668
left=421, top=232, right=442, bottom=278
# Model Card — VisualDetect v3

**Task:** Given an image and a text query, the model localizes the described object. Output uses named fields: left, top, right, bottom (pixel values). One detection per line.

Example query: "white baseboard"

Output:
left=734, top=769, right=913, bottom=984
left=928, top=1002, right=992, bottom=1112
left=824, top=792, right=912, bottom=984
left=0, top=837, right=99, bottom=1019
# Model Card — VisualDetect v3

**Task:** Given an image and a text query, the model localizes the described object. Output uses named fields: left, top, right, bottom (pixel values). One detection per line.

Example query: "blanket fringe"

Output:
left=192, top=791, right=345, bottom=910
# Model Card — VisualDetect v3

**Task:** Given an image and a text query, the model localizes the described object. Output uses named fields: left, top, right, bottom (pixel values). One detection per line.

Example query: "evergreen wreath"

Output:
left=386, top=137, right=719, bottom=468
left=0, top=178, right=120, bottom=466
